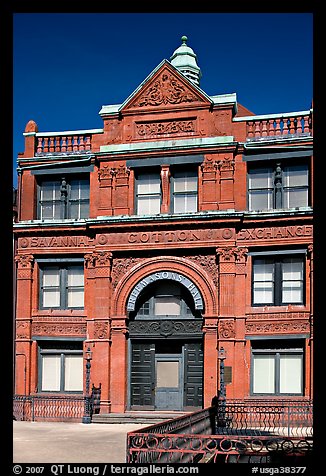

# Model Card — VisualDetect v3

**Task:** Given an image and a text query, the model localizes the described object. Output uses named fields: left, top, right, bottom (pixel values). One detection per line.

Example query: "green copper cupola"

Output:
left=170, top=35, right=202, bottom=86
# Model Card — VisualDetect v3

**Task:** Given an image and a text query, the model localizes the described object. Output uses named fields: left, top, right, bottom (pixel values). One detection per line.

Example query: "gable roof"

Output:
left=118, top=59, right=213, bottom=113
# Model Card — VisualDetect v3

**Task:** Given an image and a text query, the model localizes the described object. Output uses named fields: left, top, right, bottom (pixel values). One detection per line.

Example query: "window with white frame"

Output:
left=252, top=255, right=305, bottom=306
left=39, top=263, right=84, bottom=309
left=251, top=340, right=304, bottom=395
left=38, top=176, right=89, bottom=220
left=135, top=172, right=161, bottom=215
left=39, top=343, right=83, bottom=393
left=172, top=170, right=198, bottom=213
left=134, top=167, right=198, bottom=215
left=248, top=162, right=309, bottom=211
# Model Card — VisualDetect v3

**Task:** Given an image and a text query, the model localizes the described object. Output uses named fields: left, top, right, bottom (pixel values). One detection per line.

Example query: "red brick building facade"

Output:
left=14, top=37, right=313, bottom=417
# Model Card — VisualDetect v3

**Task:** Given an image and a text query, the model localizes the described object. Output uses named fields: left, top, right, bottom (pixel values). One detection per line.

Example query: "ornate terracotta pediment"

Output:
left=121, top=61, right=211, bottom=112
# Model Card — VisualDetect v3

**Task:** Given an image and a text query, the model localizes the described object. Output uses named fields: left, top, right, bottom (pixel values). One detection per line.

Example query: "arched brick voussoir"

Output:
left=113, top=256, right=217, bottom=316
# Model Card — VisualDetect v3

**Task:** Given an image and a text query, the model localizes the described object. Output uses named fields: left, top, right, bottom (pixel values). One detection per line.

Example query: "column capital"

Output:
left=15, top=254, right=34, bottom=269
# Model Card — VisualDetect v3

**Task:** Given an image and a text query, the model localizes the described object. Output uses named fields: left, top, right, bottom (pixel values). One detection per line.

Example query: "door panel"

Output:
left=155, top=356, right=183, bottom=410
left=184, top=342, right=203, bottom=408
left=130, top=342, right=155, bottom=409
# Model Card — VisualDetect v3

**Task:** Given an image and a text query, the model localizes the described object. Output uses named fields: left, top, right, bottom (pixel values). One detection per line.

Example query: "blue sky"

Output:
left=13, top=13, right=313, bottom=187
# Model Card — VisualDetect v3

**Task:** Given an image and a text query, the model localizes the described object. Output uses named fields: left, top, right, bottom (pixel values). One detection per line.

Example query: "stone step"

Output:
left=92, top=411, right=188, bottom=424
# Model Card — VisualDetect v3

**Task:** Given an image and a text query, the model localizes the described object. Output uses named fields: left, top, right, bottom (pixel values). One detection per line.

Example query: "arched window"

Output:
left=130, top=281, right=199, bottom=319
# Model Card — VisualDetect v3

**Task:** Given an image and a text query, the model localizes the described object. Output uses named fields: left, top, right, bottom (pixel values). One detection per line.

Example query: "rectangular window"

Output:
left=251, top=341, right=303, bottom=396
left=248, top=168, right=274, bottom=211
left=39, top=344, right=83, bottom=393
left=252, top=255, right=304, bottom=306
left=38, top=176, right=90, bottom=219
left=172, top=170, right=198, bottom=213
left=248, top=162, right=309, bottom=211
left=40, top=263, right=84, bottom=309
left=39, top=181, right=62, bottom=219
left=136, top=173, right=161, bottom=215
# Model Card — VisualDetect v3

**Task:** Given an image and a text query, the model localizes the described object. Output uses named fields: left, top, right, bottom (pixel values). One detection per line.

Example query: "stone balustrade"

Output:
left=34, top=129, right=103, bottom=155
left=234, top=110, right=312, bottom=142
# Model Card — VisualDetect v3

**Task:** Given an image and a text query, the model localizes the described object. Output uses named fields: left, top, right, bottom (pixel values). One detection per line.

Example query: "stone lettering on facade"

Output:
left=127, top=271, right=204, bottom=312
left=237, top=225, right=312, bottom=241
left=19, top=236, right=95, bottom=249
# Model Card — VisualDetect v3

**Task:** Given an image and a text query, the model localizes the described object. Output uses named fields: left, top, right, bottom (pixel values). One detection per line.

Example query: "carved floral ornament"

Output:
left=98, top=165, right=130, bottom=182
left=201, top=157, right=235, bottom=174
left=132, top=71, right=202, bottom=107
left=84, top=251, right=113, bottom=268
left=15, top=254, right=34, bottom=268
left=216, top=247, right=248, bottom=262
left=219, top=320, right=236, bottom=339
left=94, top=321, right=109, bottom=339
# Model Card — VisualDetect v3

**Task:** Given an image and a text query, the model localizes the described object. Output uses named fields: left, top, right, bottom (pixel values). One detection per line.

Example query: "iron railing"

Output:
left=126, top=400, right=313, bottom=463
left=13, top=394, right=86, bottom=421
left=13, top=384, right=101, bottom=422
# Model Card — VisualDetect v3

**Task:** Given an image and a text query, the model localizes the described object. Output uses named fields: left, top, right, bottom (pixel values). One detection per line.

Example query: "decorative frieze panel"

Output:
left=135, top=119, right=196, bottom=139
left=32, top=321, right=87, bottom=336
left=129, top=319, right=203, bottom=337
left=246, top=320, right=310, bottom=335
left=247, top=312, right=310, bottom=320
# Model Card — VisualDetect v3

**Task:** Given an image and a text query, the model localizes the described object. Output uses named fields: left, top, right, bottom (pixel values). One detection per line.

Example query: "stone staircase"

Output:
left=92, top=411, right=188, bottom=424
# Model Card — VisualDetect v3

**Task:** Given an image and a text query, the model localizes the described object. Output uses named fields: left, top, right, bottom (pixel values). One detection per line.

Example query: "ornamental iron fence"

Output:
left=13, top=384, right=101, bottom=422
left=126, top=399, right=313, bottom=463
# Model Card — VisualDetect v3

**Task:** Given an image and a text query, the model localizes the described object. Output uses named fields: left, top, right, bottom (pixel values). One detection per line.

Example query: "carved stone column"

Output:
left=15, top=254, right=34, bottom=395
left=160, top=165, right=171, bottom=214
left=200, top=157, right=219, bottom=211
left=112, top=165, right=130, bottom=215
left=98, top=166, right=114, bottom=215
left=216, top=247, right=237, bottom=316
left=218, top=155, right=235, bottom=210
left=85, top=250, right=112, bottom=414
left=202, top=318, right=218, bottom=406
left=307, top=244, right=313, bottom=398
left=110, top=318, right=128, bottom=413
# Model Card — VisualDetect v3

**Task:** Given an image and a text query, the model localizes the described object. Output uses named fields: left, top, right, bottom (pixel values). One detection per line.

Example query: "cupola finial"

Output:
left=170, top=35, right=202, bottom=86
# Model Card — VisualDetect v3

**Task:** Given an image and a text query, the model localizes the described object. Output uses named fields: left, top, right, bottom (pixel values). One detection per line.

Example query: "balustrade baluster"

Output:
left=55, top=136, right=61, bottom=152
left=61, top=136, right=67, bottom=152
left=79, top=135, right=85, bottom=151
left=67, top=136, right=73, bottom=152
left=49, top=136, right=55, bottom=152
left=268, top=119, right=275, bottom=136
left=37, top=137, right=43, bottom=153
left=247, top=121, right=254, bottom=138
left=43, top=137, right=49, bottom=153
left=85, top=135, right=91, bottom=150
left=282, top=118, right=289, bottom=135
left=73, top=135, right=78, bottom=151
left=261, top=120, right=268, bottom=136
left=289, top=117, right=295, bottom=134
left=303, top=115, right=310, bottom=133
left=254, top=121, right=261, bottom=138
left=275, top=118, right=282, bottom=135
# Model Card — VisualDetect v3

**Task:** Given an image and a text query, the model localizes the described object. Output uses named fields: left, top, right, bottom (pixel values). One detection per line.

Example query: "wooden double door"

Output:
left=130, top=340, right=203, bottom=411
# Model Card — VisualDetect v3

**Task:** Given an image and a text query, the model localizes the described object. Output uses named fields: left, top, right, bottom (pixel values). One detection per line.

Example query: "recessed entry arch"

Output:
left=112, top=256, right=217, bottom=316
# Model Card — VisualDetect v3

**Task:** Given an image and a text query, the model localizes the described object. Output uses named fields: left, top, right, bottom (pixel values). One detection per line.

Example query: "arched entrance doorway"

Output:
left=127, top=271, right=204, bottom=411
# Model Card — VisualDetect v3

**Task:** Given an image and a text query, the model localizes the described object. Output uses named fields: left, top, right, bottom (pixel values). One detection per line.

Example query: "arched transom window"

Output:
left=131, top=281, right=199, bottom=319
